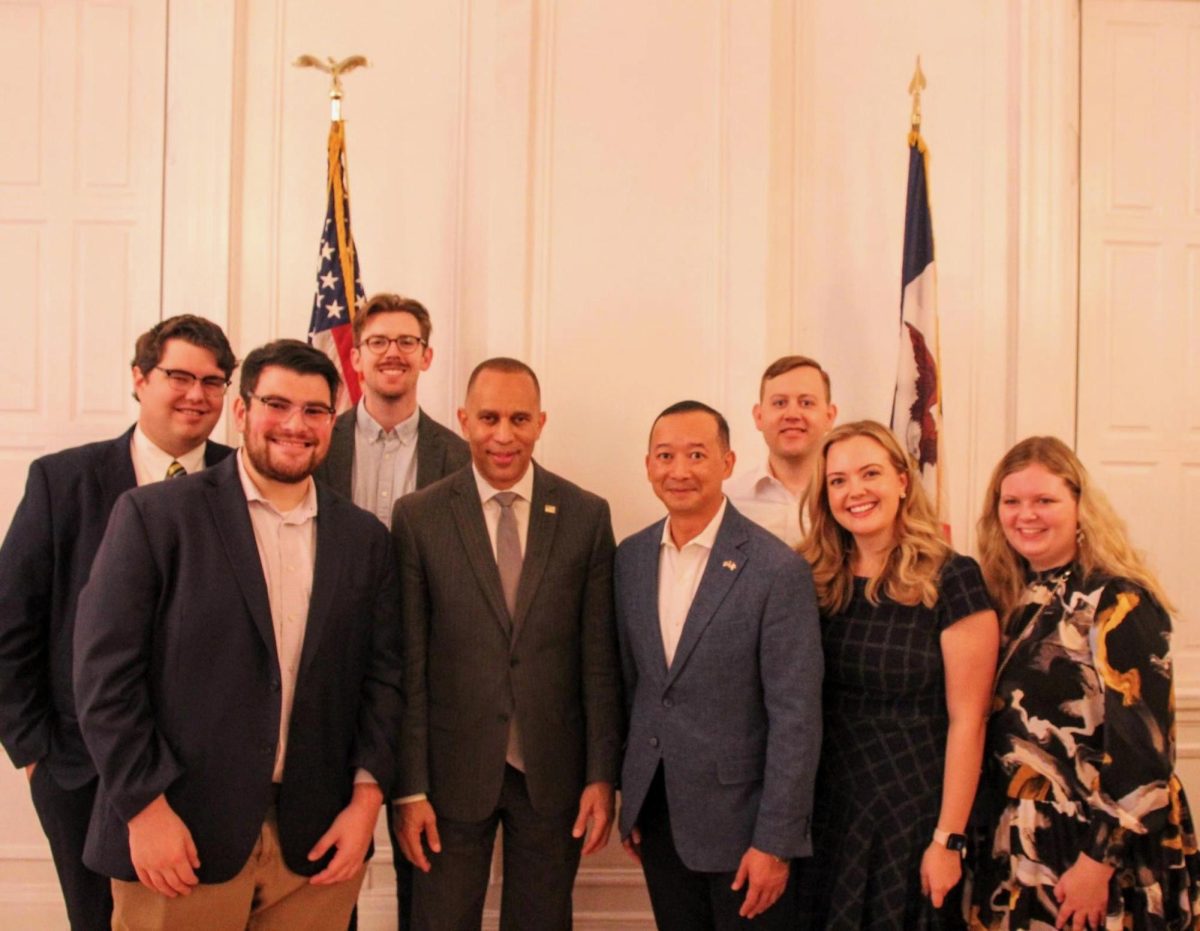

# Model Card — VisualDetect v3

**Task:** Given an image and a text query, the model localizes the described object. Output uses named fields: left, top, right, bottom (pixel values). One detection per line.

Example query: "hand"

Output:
left=24, top=762, right=36, bottom=783
left=127, top=795, right=200, bottom=897
left=731, top=847, right=790, bottom=919
left=919, top=841, right=963, bottom=908
left=398, top=798, right=441, bottom=872
left=621, top=826, right=643, bottom=865
left=307, top=782, right=382, bottom=884
left=572, top=782, right=615, bottom=855
left=1054, top=852, right=1114, bottom=931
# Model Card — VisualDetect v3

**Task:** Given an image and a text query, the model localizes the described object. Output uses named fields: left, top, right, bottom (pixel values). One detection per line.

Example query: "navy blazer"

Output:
left=73, top=455, right=402, bottom=883
left=615, top=503, right=822, bottom=872
left=0, top=428, right=232, bottom=787
left=313, top=405, right=470, bottom=499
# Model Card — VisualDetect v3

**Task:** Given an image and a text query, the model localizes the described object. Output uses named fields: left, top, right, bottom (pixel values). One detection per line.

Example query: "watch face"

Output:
left=946, top=833, right=968, bottom=853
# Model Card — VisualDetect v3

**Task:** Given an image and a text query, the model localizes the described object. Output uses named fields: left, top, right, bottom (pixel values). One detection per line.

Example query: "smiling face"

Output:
left=351, top=310, right=432, bottom=406
left=998, top=463, right=1080, bottom=571
left=646, top=410, right=735, bottom=523
left=234, top=365, right=334, bottom=485
left=132, top=338, right=227, bottom=457
left=824, top=434, right=908, bottom=549
left=457, top=368, right=545, bottom=489
left=753, top=365, right=836, bottom=464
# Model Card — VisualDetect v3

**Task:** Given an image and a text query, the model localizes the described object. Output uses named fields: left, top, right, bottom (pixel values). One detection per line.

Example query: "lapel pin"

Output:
left=722, top=560, right=737, bottom=571
left=544, top=504, right=557, bottom=514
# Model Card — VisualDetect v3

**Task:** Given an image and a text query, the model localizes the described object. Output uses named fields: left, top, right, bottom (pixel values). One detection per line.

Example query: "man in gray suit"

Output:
left=392, top=357, right=623, bottom=931
left=616, top=400, right=822, bottom=930
left=314, top=292, right=468, bottom=526
left=312, top=293, right=468, bottom=931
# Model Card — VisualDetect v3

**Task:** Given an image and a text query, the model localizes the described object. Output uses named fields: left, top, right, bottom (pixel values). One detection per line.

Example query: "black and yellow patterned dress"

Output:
left=970, top=563, right=1200, bottom=930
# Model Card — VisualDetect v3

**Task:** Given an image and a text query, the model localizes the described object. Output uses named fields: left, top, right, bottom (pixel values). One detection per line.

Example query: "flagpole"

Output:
left=293, top=53, right=370, bottom=122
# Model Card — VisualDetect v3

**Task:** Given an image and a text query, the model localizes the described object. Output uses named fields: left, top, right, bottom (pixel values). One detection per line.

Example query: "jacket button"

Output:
left=270, top=678, right=281, bottom=692
left=498, top=714, right=510, bottom=724
left=662, top=697, right=673, bottom=708
left=510, top=657, right=519, bottom=668
left=649, top=737, right=659, bottom=748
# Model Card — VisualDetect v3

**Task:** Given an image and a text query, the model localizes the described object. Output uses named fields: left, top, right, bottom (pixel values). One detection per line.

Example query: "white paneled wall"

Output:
left=5, top=0, right=1199, bottom=927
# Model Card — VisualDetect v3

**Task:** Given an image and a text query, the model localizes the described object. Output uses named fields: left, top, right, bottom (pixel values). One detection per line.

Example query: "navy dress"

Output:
left=798, top=554, right=991, bottom=929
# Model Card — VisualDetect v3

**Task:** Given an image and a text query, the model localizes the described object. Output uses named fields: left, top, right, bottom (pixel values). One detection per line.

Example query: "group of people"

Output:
left=0, top=295, right=1196, bottom=931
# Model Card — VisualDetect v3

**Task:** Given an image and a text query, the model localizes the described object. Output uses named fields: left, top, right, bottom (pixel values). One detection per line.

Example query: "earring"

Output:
left=900, top=491, right=907, bottom=499
left=1075, top=527, right=1085, bottom=545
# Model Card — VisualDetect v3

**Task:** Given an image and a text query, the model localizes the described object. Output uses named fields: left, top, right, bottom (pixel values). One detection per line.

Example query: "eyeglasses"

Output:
left=360, top=335, right=427, bottom=355
left=246, top=393, right=337, bottom=426
left=155, top=367, right=230, bottom=396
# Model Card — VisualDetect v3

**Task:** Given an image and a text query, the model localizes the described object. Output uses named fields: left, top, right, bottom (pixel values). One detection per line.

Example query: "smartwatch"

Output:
left=933, top=828, right=968, bottom=859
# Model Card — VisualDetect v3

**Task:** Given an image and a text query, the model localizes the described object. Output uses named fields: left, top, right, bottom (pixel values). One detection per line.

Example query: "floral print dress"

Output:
left=970, top=563, right=1200, bottom=930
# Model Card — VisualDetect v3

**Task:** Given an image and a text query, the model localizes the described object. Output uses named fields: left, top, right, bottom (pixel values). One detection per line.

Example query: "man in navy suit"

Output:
left=73, top=340, right=401, bottom=930
left=0, top=314, right=236, bottom=930
left=615, top=400, right=822, bottom=930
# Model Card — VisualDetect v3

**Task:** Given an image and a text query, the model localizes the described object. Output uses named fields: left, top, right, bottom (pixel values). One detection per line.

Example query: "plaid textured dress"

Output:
left=969, top=564, right=1200, bottom=930
left=798, top=554, right=991, bottom=929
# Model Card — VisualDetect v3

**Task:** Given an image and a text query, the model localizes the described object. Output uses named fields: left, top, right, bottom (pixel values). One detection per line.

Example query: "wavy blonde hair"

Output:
left=800, top=420, right=950, bottom=612
left=976, top=436, right=1172, bottom=619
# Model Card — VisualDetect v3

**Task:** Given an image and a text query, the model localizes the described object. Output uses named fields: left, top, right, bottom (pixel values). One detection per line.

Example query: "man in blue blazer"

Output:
left=73, top=340, right=402, bottom=930
left=0, top=315, right=236, bottom=930
left=616, top=400, right=822, bottom=930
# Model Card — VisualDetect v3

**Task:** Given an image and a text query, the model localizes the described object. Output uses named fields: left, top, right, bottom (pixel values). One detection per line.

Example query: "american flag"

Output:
left=890, top=129, right=950, bottom=538
left=307, top=119, right=366, bottom=412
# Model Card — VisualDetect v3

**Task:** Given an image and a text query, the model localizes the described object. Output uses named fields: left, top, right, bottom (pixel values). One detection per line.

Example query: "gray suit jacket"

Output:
left=393, top=463, right=623, bottom=821
left=615, top=503, right=822, bottom=872
left=313, top=405, right=470, bottom=498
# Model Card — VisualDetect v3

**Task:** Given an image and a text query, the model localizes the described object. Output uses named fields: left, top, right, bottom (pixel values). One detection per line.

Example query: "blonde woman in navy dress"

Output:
left=971, top=436, right=1200, bottom=930
left=797, top=421, right=998, bottom=929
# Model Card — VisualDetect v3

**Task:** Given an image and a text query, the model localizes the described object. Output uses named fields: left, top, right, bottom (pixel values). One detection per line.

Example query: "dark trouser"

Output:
left=347, top=801, right=414, bottom=930
left=638, top=766, right=797, bottom=931
left=410, top=765, right=582, bottom=931
left=29, top=764, right=112, bottom=931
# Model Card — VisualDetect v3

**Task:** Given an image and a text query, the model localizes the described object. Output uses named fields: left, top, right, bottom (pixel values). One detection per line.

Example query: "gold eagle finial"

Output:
left=293, top=54, right=369, bottom=99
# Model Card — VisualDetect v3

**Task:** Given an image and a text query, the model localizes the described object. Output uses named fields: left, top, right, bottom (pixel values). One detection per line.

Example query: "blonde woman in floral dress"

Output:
left=972, top=436, right=1200, bottom=931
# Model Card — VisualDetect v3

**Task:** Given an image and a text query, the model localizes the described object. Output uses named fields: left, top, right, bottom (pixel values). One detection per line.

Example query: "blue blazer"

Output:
left=0, top=428, right=232, bottom=788
left=73, top=455, right=402, bottom=883
left=615, top=503, right=822, bottom=872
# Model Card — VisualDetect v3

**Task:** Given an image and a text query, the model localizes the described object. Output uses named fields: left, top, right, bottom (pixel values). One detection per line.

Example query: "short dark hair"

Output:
left=465, top=357, right=541, bottom=402
left=239, top=340, right=341, bottom=407
left=650, top=400, right=730, bottom=452
left=759, top=355, right=831, bottom=401
left=352, top=292, right=433, bottom=345
left=131, top=315, right=237, bottom=379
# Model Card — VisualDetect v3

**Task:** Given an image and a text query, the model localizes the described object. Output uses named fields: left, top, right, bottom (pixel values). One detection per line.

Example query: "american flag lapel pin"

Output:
left=545, top=504, right=557, bottom=514
left=722, top=560, right=737, bottom=571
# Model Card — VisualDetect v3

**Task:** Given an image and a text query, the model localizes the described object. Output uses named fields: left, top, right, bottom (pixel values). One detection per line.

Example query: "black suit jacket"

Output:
left=73, top=455, right=402, bottom=882
left=314, top=405, right=470, bottom=499
left=0, top=428, right=233, bottom=788
left=393, top=463, right=624, bottom=821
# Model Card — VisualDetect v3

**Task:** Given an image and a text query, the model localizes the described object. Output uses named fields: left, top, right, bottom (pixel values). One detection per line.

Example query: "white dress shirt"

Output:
left=723, top=462, right=808, bottom=547
left=658, top=498, right=728, bottom=668
left=131, top=426, right=208, bottom=487
left=351, top=401, right=419, bottom=529
left=473, top=464, right=534, bottom=558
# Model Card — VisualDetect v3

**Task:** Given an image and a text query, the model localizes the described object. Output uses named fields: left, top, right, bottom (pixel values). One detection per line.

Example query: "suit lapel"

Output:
left=637, top=522, right=671, bottom=678
left=449, top=471, right=512, bottom=636
left=204, top=457, right=279, bottom=666
left=414, top=410, right=444, bottom=490
left=323, top=409, right=355, bottom=497
left=97, top=428, right=139, bottom=510
left=512, top=465, right=557, bottom=644
left=298, top=485, right=343, bottom=678
left=665, top=508, right=749, bottom=687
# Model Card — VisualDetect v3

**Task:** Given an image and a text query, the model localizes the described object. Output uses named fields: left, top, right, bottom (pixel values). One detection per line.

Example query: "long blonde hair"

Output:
left=800, top=420, right=950, bottom=612
left=976, top=436, right=1172, bottom=619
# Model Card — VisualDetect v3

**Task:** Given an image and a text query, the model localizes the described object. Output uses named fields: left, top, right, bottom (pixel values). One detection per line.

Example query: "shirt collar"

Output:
left=133, top=425, right=207, bottom=477
left=472, top=462, right=535, bottom=505
left=355, top=400, right=420, bottom=445
left=236, top=449, right=319, bottom=522
left=661, top=497, right=728, bottom=551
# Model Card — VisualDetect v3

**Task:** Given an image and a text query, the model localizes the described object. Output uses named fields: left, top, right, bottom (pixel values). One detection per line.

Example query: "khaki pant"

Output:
left=112, top=807, right=364, bottom=931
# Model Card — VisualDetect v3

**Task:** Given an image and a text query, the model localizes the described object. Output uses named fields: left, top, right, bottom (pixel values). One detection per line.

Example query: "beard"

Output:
left=243, top=430, right=322, bottom=484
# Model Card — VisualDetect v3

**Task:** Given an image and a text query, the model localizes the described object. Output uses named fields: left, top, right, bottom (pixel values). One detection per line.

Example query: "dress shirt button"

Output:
left=649, top=736, right=659, bottom=748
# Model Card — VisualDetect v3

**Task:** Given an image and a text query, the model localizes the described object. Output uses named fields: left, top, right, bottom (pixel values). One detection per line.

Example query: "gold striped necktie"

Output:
left=166, top=461, right=187, bottom=480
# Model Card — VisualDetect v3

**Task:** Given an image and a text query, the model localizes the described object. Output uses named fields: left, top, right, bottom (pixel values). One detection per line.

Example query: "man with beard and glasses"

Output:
left=312, top=293, right=468, bottom=931
left=73, top=340, right=402, bottom=931
left=0, top=314, right=236, bottom=930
